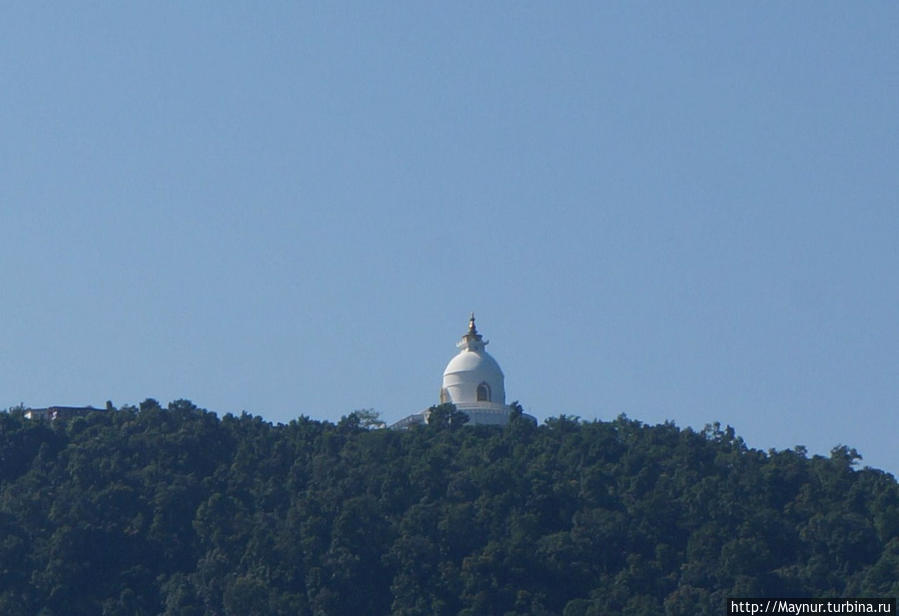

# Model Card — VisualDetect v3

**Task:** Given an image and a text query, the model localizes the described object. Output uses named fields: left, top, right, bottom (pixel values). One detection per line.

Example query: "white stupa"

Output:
left=438, top=314, right=511, bottom=425
left=390, top=314, right=516, bottom=429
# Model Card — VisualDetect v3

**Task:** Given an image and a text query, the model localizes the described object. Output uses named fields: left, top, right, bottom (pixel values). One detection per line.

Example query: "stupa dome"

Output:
left=441, top=314, right=506, bottom=407
left=389, top=314, right=527, bottom=430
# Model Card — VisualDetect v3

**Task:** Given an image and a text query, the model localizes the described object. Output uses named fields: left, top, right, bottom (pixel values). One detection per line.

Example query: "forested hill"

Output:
left=1, top=400, right=898, bottom=615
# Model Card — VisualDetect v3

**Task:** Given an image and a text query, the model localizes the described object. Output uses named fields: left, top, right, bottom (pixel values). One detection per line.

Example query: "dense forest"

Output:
left=0, top=399, right=897, bottom=615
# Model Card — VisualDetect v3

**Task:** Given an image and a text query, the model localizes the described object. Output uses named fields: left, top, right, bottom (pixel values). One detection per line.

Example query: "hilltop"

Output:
left=1, top=399, right=897, bottom=615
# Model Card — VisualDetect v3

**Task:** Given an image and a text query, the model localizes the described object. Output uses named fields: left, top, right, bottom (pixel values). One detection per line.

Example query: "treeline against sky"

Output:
left=0, top=399, right=897, bottom=615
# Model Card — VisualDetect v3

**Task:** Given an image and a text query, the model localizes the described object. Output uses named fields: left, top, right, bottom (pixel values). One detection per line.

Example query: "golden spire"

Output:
left=458, top=312, right=486, bottom=350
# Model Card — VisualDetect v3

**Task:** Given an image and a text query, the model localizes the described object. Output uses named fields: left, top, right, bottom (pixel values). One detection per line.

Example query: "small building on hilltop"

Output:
left=392, top=314, right=529, bottom=429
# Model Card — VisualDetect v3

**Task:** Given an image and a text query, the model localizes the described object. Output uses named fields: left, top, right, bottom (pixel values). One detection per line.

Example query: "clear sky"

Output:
left=2, top=4, right=897, bottom=473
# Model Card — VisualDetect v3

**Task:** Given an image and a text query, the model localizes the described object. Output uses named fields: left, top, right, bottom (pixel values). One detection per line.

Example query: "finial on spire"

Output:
left=458, top=313, right=486, bottom=350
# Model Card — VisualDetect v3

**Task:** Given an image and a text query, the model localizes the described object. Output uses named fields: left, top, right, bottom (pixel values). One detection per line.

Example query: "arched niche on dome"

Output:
left=477, top=382, right=491, bottom=402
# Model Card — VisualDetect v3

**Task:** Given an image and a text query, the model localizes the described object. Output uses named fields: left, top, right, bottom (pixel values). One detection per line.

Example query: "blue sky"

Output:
left=2, top=4, right=897, bottom=473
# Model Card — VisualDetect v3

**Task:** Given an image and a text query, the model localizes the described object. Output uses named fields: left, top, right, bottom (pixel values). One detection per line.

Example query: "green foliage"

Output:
left=426, top=403, right=470, bottom=429
left=338, top=408, right=386, bottom=431
left=0, top=402, right=897, bottom=614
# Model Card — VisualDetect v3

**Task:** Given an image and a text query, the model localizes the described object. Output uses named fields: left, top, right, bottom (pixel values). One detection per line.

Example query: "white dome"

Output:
left=440, top=315, right=506, bottom=407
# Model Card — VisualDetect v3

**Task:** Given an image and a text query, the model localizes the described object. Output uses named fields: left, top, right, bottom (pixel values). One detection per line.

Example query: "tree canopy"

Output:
left=0, top=400, right=896, bottom=615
